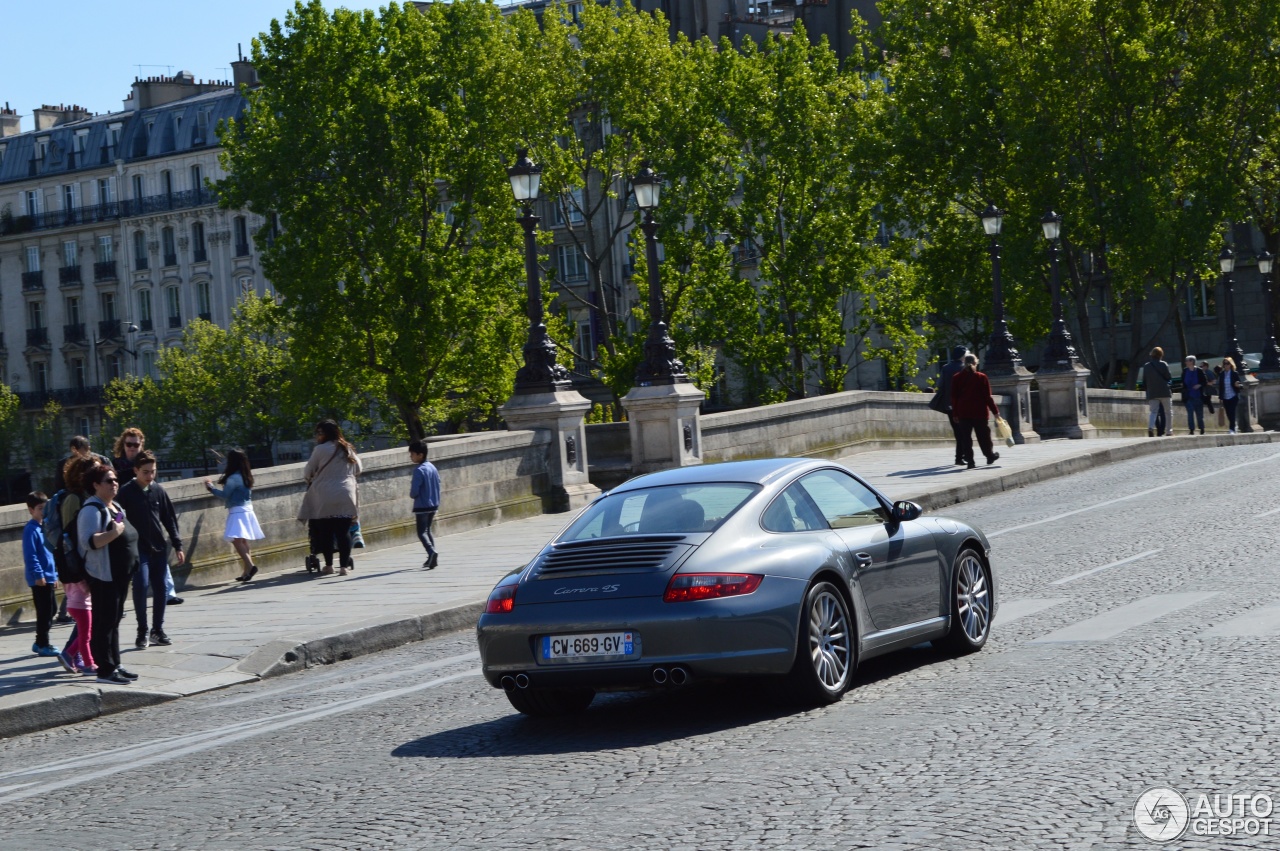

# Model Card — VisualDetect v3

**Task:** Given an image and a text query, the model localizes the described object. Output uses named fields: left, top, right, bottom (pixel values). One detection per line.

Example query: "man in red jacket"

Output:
left=950, top=354, right=1002, bottom=469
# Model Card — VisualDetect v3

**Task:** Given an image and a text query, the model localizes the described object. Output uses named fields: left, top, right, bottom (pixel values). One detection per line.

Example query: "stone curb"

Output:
left=3, top=434, right=1272, bottom=739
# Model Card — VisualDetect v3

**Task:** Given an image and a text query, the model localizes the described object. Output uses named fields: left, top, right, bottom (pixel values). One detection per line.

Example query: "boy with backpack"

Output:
left=24, top=492, right=61, bottom=659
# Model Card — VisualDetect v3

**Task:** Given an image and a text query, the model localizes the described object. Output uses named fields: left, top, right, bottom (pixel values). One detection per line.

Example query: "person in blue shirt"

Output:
left=409, top=439, right=441, bottom=569
left=1181, top=355, right=1206, bottom=435
left=23, top=492, right=62, bottom=659
left=204, top=448, right=265, bottom=583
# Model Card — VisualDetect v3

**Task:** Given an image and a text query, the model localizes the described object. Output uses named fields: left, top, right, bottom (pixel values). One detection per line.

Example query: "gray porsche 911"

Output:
left=477, top=458, right=996, bottom=716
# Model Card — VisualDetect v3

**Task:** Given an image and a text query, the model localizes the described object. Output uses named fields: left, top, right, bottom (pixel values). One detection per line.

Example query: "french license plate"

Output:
left=540, top=631, right=639, bottom=663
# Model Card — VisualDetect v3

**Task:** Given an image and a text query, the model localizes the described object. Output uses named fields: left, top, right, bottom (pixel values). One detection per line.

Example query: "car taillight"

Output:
left=485, top=584, right=517, bottom=614
left=663, top=573, right=763, bottom=603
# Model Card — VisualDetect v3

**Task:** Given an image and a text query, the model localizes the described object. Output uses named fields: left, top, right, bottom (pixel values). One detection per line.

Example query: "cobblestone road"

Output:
left=1, top=444, right=1277, bottom=850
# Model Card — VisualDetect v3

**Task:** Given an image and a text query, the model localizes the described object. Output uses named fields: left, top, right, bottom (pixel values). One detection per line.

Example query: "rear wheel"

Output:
left=941, top=547, right=992, bottom=654
left=504, top=686, right=596, bottom=717
left=787, top=581, right=855, bottom=705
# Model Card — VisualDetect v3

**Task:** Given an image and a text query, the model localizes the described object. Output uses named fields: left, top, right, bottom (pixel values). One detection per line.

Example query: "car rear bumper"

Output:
left=476, top=576, right=805, bottom=689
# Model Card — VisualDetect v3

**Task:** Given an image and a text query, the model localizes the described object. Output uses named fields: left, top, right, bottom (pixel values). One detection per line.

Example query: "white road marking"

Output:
left=994, top=598, right=1068, bottom=625
left=1257, top=505, right=1280, bottom=518
left=0, top=667, right=481, bottom=806
left=1030, top=593, right=1215, bottom=643
left=1198, top=605, right=1280, bottom=638
left=987, top=452, right=1280, bottom=538
left=1050, top=549, right=1162, bottom=586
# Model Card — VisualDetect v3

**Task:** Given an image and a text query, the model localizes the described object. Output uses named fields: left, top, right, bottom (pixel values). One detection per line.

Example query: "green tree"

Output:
left=0, top=383, right=21, bottom=500
left=219, top=0, right=545, bottom=439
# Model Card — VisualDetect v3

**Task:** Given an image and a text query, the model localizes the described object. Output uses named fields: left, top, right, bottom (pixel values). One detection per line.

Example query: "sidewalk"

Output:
left=1, top=432, right=1273, bottom=737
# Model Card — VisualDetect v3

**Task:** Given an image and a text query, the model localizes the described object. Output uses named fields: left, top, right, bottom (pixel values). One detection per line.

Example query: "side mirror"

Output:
left=891, top=500, right=922, bottom=523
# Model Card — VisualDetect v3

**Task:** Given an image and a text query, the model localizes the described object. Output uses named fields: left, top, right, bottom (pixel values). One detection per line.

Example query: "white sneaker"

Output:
left=1229, top=428, right=1236, bottom=434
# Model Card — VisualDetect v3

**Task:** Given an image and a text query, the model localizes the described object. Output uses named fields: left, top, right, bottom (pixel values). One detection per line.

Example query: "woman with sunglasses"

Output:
left=78, top=464, right=141, bottom=685
left=112, top=427, right=146, bottom=485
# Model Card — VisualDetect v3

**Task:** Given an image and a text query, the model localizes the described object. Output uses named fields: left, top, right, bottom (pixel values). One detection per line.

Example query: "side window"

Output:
left=798, top=469, right=888, bottom=529
left=762, top=484, right=828, bottom=533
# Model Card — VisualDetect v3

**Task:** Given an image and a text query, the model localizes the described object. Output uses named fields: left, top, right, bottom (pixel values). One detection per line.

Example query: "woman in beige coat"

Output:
left=297, top=420, right=362, bottom=575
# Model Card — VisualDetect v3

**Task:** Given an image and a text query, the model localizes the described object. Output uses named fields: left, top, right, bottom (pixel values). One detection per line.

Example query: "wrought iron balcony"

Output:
left=63, top=323, right=87, bottom=344
left=94, top=260, right=117, bottom=281
left=59, top=265, right=82, bottom=285
left=139, top=318, right=154, bottom=332
left=163, top=253, right=178, bottom=267
left=198, top=312, right=212, bottom=322
left=26, top=327, right=50, bottom=347
left=234, top=242, right=250, bottom=258
left=22, top=270, right=44, bottom=290
left=193, top=248, right=208, bottom=263
left=168, top=315, right=183, bottom=329
left=0, top=188, right=218, bottom=235
left=52, top=386, right=103, bottom=406
left=17, top=390, right=51, bottom=409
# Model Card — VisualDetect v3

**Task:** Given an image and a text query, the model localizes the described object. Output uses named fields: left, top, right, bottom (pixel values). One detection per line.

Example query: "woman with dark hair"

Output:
left=78, top=463, right=140, bottom=685
left=297, top=420, right=362, bottom=576
left=204, top=449, right=265, bottom=582
left=949, top=353, right=1002, bottom=469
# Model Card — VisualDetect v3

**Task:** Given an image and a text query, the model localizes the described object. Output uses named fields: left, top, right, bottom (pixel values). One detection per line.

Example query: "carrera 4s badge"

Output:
left=553, top=584, right=621, bottom=595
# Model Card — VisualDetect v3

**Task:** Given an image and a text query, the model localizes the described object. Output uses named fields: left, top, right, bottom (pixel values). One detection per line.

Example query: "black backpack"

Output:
left=57, top=499, right=106, bottom=584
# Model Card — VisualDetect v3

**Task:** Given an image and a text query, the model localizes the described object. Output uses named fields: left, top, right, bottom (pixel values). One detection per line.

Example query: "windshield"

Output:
left=559, top=483, right=760, bottom=541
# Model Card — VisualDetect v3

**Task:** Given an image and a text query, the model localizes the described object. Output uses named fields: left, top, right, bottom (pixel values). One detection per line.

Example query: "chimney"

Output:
left=0, top=102, right=20, bottom=138
left=32, top=103, right=92, bottom=130
left=130, top=71, right=233, bottom=110
left=231, top=43, right=258, bottom=88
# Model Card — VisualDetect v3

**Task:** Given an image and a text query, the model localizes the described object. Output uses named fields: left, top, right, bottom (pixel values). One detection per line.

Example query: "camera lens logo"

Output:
left=1134, top=787, right=1190, bottom=842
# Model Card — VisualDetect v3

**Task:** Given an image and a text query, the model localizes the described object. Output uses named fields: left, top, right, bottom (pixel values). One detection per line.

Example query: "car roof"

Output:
left=610, top=458, right=829, bottom=493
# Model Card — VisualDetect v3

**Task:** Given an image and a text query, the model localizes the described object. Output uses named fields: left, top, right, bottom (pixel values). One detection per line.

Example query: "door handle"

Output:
left=854, top=552, right=873, bottom=569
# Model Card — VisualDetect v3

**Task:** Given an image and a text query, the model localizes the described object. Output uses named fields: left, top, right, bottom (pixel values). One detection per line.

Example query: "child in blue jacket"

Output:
left=24, top=492, right=61, bottom=658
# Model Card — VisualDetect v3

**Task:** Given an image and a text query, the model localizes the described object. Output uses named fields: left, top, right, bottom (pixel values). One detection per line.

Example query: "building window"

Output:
left=35, top=362, right=49, bottom=393
left=553, top=189, right=585, bottom=226
left=106, top=354, right=122, bottom=382
left=555, top=244, right=588, bottom=281
left=26, top=246, right=40, bottom=272
left=1189, top=275, right=1216, bottom=319
left=101, top=291, right=117, bottom=320
left=142, top=350, right=157, bottom=379
left=28, top=300, right=44, bottom=329
left=166, top=286, right=181, bottom=328
left=25, top=190, right=40, bottom=216
left=62, top=183, right=79, bottom=212
left=72, top=358, right=86, bottom=389
left=190, top=164, right=203, bottom=192
left=192, top=222, right=207, bottom=262
left=66, top=296, right=81, bottom=324
left=233, top=216, right=249, bottom=256
left=133, top=230, right=148, bottom=270
left=73, top=130, right=88, bottom=160
left=63, top=240, right=78, bottom=268
left=132, top=174, right=144, bottom=199
left=77, top=416, right=91, bottom=436
left=99, top=235, right=113, bottom=263
left=161, top=227, right=176, bottom=266
left=137, top=289, right=153, bottom=330
left=161, top=170, right=173, bottom=197
left=97, top=177, right=114, bottom=205
left=239, top=276, right=255, bottom=300
left=194, top=110, right=210, bottom=145
left=197, top=281, right=212, bottom=320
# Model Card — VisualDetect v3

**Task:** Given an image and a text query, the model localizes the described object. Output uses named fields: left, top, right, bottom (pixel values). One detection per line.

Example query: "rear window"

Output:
left=559, top=483, right=759, bottom=541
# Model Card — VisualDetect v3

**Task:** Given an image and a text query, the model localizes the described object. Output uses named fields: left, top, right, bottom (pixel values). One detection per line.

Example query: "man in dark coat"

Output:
left=938, top=346, right=969, bottom=465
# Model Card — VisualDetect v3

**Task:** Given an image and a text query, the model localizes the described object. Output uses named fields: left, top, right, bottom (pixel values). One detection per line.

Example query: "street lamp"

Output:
left=1220, top=244, right=1245, bottom=369
left=1039, top=210, right=1078, bottom=370
left=1258, top=249, right=1280, bottom=372
left=506, top=148, right=569, bottom=395
left=979, top=203, right=1021, bottom=374
left=632, top=162, right=686, bottom=385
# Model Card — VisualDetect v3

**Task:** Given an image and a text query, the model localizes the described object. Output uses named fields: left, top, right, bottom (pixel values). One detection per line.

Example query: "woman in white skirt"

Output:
left=204, top=449, right=265, bottom=582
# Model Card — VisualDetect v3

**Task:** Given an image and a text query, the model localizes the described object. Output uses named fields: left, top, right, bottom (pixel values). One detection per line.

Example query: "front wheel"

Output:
left=787, top=581, right=855, bottom=705
left=941, top=547, right=992, bottom=654
left=504, top=686, right=595, bottom=717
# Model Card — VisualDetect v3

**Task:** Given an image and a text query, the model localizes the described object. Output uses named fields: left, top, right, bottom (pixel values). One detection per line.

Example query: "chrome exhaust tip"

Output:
left=500, top=675, right=516, bottom=691
left=651, top=667, right=669, bottom=685
left=669, top=666, right=689, bottom=686
left=514, top=673, right=530, bottom=689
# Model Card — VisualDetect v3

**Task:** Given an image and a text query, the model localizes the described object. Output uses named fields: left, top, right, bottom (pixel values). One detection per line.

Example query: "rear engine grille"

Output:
left=536, top=536, right=688, bottom=575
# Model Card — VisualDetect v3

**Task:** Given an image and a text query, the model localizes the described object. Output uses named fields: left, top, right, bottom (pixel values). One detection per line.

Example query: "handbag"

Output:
left=994, top=416, right=1015, bottom=447
left=927, top=389, right=948, bottom=413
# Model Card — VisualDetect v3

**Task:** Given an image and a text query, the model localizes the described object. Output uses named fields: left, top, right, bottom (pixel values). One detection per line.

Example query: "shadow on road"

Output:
left=393, top=644, right=954, bottom=759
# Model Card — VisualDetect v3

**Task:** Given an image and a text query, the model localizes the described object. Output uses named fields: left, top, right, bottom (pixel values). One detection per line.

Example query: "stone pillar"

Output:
left=988, top=368, right=1040, bottom=444
left=620, top=382, right=706, bottom=473
left=1237, top=374, right=1259, bottom=433
left=1252, top=372, right=1280, bottom=430
left=1033, top=366, right=1097, bottom=439
left=500, top=389, right=601, bottom=512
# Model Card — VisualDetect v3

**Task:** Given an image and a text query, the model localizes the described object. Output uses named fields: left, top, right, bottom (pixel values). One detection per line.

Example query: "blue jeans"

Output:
left=415, top=511, right=437, bottom=557
left=1184, top=398, right=1205, bottom=432
left=132, top=552, right=168, bottom=634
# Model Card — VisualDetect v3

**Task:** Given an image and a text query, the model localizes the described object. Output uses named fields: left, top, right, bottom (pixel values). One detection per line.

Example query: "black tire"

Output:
left=786, top=581, right=855, bottom=705
left=504, top=686, right=596, bottom=717
left=941, top=547, right=992, bottom=655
